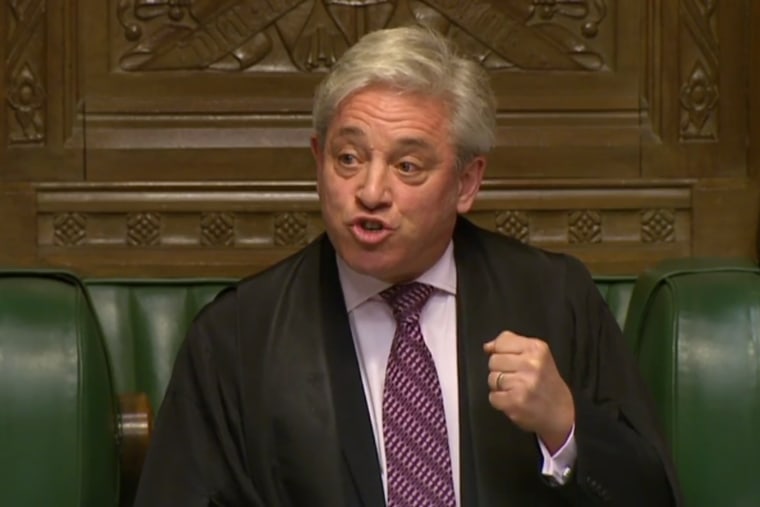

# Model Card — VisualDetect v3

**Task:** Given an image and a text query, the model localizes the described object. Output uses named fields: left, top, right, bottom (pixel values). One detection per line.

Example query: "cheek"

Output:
left=401, top=187, right=459, bottom=227
left=320, top=175, right=353, bottom=214
left=318, top=170, right=339, bottom=198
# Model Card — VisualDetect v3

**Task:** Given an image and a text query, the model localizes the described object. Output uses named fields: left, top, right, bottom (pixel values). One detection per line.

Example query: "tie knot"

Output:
left=380, top=282, right=434, bottom=321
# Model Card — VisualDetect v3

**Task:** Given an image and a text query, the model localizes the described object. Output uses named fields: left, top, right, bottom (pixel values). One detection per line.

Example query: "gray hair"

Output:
left=312, top=25, right=496, bottom=169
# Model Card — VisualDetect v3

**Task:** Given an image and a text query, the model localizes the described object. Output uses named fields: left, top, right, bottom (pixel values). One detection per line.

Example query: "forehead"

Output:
left=327, top=86, right=452, bottom=146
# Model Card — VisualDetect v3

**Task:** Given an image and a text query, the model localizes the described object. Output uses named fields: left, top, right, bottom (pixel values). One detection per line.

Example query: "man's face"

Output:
left=312, top=86, right=485, bottom=283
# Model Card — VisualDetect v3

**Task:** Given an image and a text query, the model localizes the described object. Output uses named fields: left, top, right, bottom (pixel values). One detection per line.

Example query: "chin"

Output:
left=342, top=251, right=404, bottom=282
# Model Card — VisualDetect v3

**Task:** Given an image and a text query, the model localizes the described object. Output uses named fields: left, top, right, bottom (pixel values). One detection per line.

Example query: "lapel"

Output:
left=453, top=218, right=554, bottom=505
left=318, top=239, right=386, bottom=507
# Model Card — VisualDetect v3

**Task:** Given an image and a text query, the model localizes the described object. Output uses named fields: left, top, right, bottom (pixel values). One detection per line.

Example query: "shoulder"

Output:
left=455, top=217, right=591, bottom=285
left=194, top=235, right=328, bottom=327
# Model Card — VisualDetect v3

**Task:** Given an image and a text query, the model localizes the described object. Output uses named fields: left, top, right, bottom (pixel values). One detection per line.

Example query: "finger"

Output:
left=488, top=390, right=510, bottom=411
left=484, top=330, right=532, bottom=354
left=488, top=370, right=515, bottom=391
left=488, top=390, right=524, bottom=420
left=483, top=330, right=520, bottom=353
left=488, top=353, right=530, bottom=374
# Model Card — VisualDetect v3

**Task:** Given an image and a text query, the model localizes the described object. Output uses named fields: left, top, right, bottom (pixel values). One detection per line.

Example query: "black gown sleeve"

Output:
left=555, top=256, right=683, bottom=506
left=133, top=294, right=265, bottom=507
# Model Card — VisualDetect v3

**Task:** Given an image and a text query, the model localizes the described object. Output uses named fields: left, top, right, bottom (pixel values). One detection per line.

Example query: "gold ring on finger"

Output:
left=496, top=371, right=506, bottom=390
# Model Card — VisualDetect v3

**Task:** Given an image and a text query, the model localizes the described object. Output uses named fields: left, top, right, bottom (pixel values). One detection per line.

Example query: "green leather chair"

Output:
left=0, top=271, right=119, bottom=507
left=83, top=277, right=635, bottom=415
left=85, top=279, right=233, bottom=413
left=625, top=259, right=760, bottom=507
left=7, top=264, right=759, bottom=506
left=594, top=275, right=637, bottom=331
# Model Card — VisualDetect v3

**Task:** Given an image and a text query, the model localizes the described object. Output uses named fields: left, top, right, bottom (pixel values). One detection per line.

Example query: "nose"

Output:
left=356, top=160, right=391, bottom=211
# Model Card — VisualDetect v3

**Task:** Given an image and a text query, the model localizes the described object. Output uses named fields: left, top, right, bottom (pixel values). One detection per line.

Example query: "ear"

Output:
left=311, top=135, right=323, bottom=195
left=456, top=156, right=486, bottom=214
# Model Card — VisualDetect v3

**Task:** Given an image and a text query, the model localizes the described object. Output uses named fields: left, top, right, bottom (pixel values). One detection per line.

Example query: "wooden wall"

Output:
left=1, top=0, right=758, bottom=277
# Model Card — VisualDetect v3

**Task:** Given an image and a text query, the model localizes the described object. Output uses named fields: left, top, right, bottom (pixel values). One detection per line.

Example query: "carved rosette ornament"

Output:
left=114, top=0, right=608, bottom=72
left=127, top=212, right=162, bottom=246
left=53, top=213, right=87, bottom=246
left=568, top=210, right=601, bottom=244
left=200, top=212, right=235, bottom=246
left=680, top=61, right=719, bottom=140
left=274, top=212, right=308, bottom=246
left=641, top=209, right=675, bottom=243
left=495, top=210, right=529, bottom=243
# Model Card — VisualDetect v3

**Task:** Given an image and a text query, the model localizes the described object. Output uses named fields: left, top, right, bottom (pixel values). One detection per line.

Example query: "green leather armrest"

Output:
left=85, top=279, right=233, bottom=412
left=623, top=258, right=760, bottom=507
left=0, top=271, right=119, bottom=507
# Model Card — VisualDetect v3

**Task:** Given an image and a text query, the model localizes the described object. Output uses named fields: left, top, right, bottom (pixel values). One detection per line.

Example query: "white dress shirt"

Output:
left=336, top=242, right=576, bottom=505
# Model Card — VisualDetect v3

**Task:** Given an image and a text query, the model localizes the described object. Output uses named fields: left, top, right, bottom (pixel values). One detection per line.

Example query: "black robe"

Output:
left=135, top=218, right=681, bottom=506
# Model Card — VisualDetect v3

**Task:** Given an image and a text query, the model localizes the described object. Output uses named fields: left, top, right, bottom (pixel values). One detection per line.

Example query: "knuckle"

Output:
left=532, top=339, right=548, bottom=354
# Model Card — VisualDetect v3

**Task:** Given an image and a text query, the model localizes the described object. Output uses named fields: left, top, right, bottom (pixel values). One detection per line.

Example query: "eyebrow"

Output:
left=333, top=127, right=434, bottom=151
left=394, top=137, right=435, bottom=153
left=334, top=126, right=367, bottom=141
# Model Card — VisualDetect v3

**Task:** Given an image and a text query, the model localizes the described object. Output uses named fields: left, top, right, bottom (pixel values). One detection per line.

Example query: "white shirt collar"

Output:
left=336, top=242, right=457, bottom=312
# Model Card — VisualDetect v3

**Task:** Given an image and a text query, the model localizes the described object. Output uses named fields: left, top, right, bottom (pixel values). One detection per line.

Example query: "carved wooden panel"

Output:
left=109, top=1, right=615, bottom=73
left=79, top=0, right=640, bottom=182
left=0, top=0, right=82, bottom=180
left=6, top=0, right=47, bottom=145
left=678, top=0, right=719, bottom=142
left=642, top=0, right=746, bottom=178
left=33, top=180, right=692, bottom=275
left=0, top=0, right=757, bottom=276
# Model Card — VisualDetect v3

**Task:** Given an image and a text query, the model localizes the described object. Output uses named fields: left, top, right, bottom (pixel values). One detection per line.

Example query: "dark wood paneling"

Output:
left=752, top=0, right=760, bottom=260
left=692, top=180, right=759, bottom=261
left=28, top=180, right=691, bottom=276
left=642, top=0, right=747, bottom=179
left=0, top=184, right=37, bottom=266
left=1, top=0, right=83, bottom=181
left=0, top=1, right=7, bottom=155
left=79, top=0, right=644, bottom=182
left=751, top=0, right=760, bottom=181
left=0, top=0, right=757, bottom=275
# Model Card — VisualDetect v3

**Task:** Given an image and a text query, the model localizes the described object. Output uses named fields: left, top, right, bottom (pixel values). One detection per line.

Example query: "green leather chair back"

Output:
left=83, top=277, right=634, bottom=415
left=0, top=272, right=119, bottom=507
left=624, top=259, right=760, bottom=507
left=85, top=279, right=233, bottom=412
left=593, top=276, right=636, bottom=330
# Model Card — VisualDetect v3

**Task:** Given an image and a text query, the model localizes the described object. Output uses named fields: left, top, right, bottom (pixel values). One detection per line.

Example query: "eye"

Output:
left=397, top=161, right=420, bottom=174
left=337, top=153, right=360, bottom=167
left=338, top=153, right=356, bottom=164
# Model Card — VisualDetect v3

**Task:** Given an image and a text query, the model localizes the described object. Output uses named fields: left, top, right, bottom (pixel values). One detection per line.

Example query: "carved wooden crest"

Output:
left=115, top=0, right=609, bottom=72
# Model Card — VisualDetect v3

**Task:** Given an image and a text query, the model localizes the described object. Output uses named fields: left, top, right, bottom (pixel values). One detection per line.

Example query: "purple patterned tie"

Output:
left=381, top=283, right=456, bottom=507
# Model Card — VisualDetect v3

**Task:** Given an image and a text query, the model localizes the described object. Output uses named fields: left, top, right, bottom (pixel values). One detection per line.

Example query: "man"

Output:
left=135, top=26, right=681, bottom=506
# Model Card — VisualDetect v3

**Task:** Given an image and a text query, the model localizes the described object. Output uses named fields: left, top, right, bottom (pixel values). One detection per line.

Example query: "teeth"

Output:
left=362, top=220, right=383, bottom=231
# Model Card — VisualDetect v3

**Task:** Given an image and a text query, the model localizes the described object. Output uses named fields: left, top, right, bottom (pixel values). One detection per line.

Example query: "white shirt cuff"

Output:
left=538, top=424, right=577, bottom=485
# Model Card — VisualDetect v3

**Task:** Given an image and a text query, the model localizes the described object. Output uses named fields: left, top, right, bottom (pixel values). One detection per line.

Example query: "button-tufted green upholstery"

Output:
left=85, top=279, right=233, bottom=412
left=624, top=259, right=760, bottom=507
left=0, top=272, right=119, bottom=507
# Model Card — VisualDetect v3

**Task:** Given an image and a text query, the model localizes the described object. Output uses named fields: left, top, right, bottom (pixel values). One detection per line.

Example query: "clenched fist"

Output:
left=483, top=330, right=575, bottom=453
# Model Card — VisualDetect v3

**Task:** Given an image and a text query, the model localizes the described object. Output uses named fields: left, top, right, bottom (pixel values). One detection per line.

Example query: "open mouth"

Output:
left=350, top=219, right=392, bottom=245
left=359, top=219, right=384, bottom=231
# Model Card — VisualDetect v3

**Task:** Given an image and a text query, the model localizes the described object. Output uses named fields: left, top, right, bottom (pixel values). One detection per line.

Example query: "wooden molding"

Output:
left=34, top=179, right=693, bottom=276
